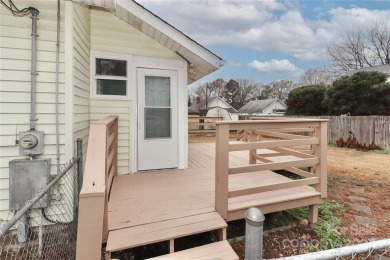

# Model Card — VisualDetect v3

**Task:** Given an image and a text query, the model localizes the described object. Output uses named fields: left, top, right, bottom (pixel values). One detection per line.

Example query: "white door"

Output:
left=137, top=68, right=178, bottom=171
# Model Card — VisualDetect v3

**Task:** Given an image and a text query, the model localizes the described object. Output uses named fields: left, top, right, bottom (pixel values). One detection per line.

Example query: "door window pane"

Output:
left=145, top=76, right=170, bottom=107
left=97, top=79, right=126, bottom=96
left=145, top=108, right=171, bottom=139
left=96, top=58, right=126, bottom=76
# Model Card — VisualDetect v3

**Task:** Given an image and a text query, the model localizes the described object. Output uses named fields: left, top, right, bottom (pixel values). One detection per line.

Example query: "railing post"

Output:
left=77, top=138, right=83, bottom=194
left=215, top=123, right=229, bottom=219
left=249, top=130, right=257, bottom=164
left=314, top=121, right=328, bottom=198
left=245, top=207, right=265, bottom=260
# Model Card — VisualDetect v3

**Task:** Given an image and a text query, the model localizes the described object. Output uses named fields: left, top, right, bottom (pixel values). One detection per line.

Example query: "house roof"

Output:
left=71, top=0, right=224, bottom=84
left=344, top=64, right=390, bottom=77
left=188, top=103, right=200, bottom=114
left=208, top=97, right=238, bottom=112
left=238, top=99, right=285, bottom=113
left=188, top=97, right=238, bottom=114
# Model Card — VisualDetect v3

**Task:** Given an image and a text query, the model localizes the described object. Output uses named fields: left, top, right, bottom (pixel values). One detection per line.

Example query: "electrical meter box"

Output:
left=9, top=158, right=51, bottom=210
left=19, top=130, right=44, bottom=156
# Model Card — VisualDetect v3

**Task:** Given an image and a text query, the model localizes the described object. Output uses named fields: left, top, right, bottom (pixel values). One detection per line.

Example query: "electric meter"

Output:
left=19, top=131, right=44, bottom=155
left=20, top=134, right=38, bottom=149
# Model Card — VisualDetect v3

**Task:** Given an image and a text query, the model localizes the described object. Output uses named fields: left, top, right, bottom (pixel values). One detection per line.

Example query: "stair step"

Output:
left=106, top=211, right=227, bottom=253
left=147, top=241, right=239, bottom=260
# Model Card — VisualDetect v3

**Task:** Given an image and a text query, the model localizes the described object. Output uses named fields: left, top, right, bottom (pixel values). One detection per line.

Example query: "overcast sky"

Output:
left=136, top=0, right=390, bottom=86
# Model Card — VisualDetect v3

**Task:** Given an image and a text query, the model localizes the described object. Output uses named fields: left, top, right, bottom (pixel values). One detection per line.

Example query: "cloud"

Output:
left=226, top=60, right=241, bottom=67
left=137, top=1, right=390, bottom=61
left=248, top=59, right=303, bottom=76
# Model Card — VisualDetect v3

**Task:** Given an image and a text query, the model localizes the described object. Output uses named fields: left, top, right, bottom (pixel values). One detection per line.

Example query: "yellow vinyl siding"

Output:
left=90, top=9, right=182, bottom=172
left=0, top=0, right=65, bottom=221
left=90, top=9, right=179, bottom=59
left=89, top=100, right=130, bottom=173
left=73, top=3, right=90, bottom=159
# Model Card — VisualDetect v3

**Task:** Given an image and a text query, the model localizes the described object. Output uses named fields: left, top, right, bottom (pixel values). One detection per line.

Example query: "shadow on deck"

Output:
left=76, top=116, right=328, bottom=259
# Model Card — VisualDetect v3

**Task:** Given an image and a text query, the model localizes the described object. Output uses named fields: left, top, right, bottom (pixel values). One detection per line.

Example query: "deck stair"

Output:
left=106, top=211, right=227, bottom=257
left=147, top=241, right=238, bottom=260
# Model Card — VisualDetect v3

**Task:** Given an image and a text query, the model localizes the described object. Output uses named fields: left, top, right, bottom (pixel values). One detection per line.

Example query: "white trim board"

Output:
left=89, top=52, right=187, bottom=173
left=131, top=56, right=187, bottom=172
left=116, top=0, right=222, bottom=68
left=65, top=1, right=74, bottom=160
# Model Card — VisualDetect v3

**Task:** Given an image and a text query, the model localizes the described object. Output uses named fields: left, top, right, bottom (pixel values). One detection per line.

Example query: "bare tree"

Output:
left=193, top=78, right=226, bottom=106
left=260, top=80, right=298, bottom=102
left=299, top=67, right=335, bottom=87
left=327, top=20, right=390, bottom=73
left=233, top=79, right=262, bottom=109
left=367, top=21, right=390, bottom=65
left=208, top=78, right=226, bottom=98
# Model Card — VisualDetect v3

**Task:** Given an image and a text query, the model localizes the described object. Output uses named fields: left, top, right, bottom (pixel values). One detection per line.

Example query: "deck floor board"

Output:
left=147, top=241, right=238, bottom=260
left=107, top=143, right=321, bottom=251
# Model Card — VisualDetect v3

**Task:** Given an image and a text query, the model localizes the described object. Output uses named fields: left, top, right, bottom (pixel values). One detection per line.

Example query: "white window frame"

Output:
left=91, top=52, right=133, bottom=100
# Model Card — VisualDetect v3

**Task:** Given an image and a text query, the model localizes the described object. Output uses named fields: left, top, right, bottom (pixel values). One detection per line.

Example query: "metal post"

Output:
left=39, top=214, right=43, bottom=255
left=245, top=207, right=265, bottom=260
left=29, top=8, right=39, bottom=131
left=76, top=138, right=83, bottom=194
left=17, top=213, right=27, bottom=243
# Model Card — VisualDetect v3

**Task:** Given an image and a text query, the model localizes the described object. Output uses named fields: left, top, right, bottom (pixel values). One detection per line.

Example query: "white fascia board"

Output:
left=116, top=0, right=223, bottom=68
left=71, top=0, right=116, bottom=9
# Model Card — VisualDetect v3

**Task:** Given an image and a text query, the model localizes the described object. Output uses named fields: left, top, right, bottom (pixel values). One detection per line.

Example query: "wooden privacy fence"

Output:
left=188, top=115, right=223, bottom=137
left=325, top=116, right=389, bottom=150
left=215, top=119, right=328, bottom=220
left=76, top=116, right=118, bottom=260
left=247, top=116, right=390, bottom=150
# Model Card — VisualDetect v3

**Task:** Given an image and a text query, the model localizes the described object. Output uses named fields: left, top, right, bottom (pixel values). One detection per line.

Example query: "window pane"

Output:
left=145, top=108, right=171, bottom=139
left=96, top=58, right=126, bottom=76
left=97, top=79, right=126, bottom=96
left=145, top=76, right=170, bottom=107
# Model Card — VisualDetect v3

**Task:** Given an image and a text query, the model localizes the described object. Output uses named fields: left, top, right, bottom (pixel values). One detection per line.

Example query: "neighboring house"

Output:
left=344, top=64, right=390, bottom=82
left=188, top=97, right=238, bottom=120
left=0, top=0, right=222, bottom=220
left=238, top=98, right=287, bottom=117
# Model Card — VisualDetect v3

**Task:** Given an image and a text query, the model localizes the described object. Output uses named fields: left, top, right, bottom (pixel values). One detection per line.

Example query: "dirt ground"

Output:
left=327, top=146, right=390, bottom=183
left=232, top=225, right=320, bottom=259
left=327, top=146, right=390, bottom=242
left=231, top=146, right=390, bottom=259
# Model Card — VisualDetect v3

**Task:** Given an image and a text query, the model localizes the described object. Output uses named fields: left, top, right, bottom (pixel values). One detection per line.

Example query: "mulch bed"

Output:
left=231, top=225, right=319, bottom=259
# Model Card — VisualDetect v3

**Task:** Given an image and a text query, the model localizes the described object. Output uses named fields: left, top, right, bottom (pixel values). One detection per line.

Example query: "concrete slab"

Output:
left=350, top=187, right=365, bottom=194
left=348, top=196, right=367, bottom=201
left=350, top=203, right=372, bottom=214
left=354, top=215, right=377, bottom=225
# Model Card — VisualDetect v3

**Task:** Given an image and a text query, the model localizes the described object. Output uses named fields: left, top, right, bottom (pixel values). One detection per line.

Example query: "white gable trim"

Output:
left=70, top=0, right=116, bottom=9
left=116, top=0, right=223, bottom=68
left=262, top=99, right=286, bottom=112
left=209, top=97, right=237, bottom=112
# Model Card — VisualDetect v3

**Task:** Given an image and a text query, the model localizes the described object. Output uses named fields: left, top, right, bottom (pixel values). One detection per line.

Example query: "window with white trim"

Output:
left=92, top=54, right=130, bottom=98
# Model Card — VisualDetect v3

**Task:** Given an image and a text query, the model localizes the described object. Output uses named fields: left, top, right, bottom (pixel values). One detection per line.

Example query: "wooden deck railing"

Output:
left=188, top=116, right=223, bottom=137
left=76, top=116, right=118, bottom=260
left=215, top=118, right=328, bottom=220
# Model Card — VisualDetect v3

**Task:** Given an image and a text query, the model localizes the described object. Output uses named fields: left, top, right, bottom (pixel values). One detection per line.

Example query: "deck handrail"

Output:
left=188, top=115, right=223, bottom=136
left=215, top=119, right=328, bottom=220
left=76, top=115, right=118, bottom=260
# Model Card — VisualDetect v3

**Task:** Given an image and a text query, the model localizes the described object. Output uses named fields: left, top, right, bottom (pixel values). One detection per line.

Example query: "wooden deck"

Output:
left=76, top=117, right=328, bottom=259
left=106, top=143, right=321, bottom=256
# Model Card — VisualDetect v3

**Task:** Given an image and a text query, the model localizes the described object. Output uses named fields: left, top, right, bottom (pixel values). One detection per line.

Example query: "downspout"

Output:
left=55, top=0, right=61, bottom=173
left=29, top=8, right=39, bottom=131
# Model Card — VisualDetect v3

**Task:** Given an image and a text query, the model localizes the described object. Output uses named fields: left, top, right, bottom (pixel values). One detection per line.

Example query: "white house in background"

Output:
left=188, top=97, right=239, bottom=120
left=0, top=0, right=222, bottom=221
left=238, top=98, right=287, bottom=117
left=344, top=64, right=390, bottom=82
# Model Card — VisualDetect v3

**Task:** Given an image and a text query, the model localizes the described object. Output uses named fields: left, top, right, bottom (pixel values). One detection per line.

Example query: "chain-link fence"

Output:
left=277, top=239, right=390, bottom=260
left=0, top=141, right=83, bottom=260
